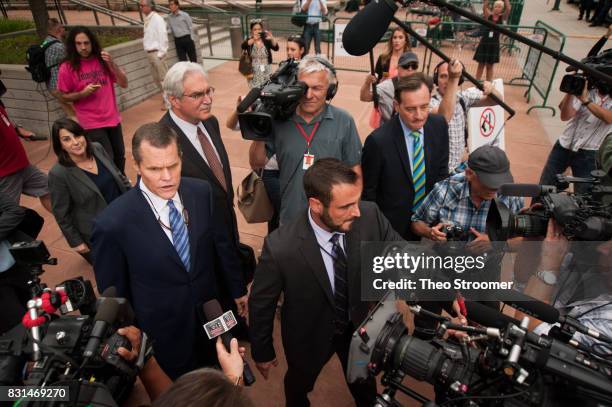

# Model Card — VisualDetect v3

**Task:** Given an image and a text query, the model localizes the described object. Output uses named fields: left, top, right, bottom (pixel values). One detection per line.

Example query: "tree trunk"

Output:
left=28, top=0, right=49, bottom=39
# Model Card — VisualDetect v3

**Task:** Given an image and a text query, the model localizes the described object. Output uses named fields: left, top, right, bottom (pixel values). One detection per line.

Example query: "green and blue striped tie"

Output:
left=411, top=131, right=426, bottom=211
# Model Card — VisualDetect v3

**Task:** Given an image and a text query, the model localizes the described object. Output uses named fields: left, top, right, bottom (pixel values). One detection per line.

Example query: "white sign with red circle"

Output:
left=467, top=80, right=505, bottom=152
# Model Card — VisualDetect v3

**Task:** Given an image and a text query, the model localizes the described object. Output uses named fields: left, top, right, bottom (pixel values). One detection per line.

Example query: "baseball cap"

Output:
left=467, top=145, right=513, bottom=189
left=398, top=52, right=419, bottom=68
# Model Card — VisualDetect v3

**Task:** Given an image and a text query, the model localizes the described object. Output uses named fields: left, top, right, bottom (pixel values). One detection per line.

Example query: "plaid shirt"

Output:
left=430, top=88, right=483, bottom=171
left=535, top=294, right=612, bottom=355
left=411, top=172, right=524, bottom=239
left=44, top=35, right=65, bottom=91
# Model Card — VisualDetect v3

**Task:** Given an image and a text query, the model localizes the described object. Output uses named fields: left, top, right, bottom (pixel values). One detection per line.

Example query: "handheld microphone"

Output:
left=83, top=298, right=119, bottom=358
left=202, top=300, right=255, bottom=386
left=342, top=0, right=398, bottom=56
left=499, top=184, right=557, bottom=197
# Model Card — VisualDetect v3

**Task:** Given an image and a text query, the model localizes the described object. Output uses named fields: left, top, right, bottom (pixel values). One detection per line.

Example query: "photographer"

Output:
left=538, top=74, right=612, bottom=195
left=411, top=145, right=523, bottom=247
left=241, top=20, right=279, bottom=89
left=250, top=56, right=362, bottom=224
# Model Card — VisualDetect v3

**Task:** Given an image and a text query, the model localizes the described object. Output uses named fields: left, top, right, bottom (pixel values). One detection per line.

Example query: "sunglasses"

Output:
left=401, top=62, right=419, bottom=70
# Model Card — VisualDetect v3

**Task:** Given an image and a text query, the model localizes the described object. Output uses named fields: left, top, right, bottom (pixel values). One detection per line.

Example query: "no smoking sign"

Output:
left=480, top=108, right=496, bottom=137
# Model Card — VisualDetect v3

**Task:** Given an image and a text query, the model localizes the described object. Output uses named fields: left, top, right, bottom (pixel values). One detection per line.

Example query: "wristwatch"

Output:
left=536, top=270, right=558, bottom=286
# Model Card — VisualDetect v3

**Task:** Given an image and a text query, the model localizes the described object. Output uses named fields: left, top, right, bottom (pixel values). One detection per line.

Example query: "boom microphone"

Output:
left=499, top=184, right=557, bottom=197
left=203, top=300, right=256, bottom=386
left=83, top=298, right=119, bottom=358
left=342, top=0, right=398, bottom=56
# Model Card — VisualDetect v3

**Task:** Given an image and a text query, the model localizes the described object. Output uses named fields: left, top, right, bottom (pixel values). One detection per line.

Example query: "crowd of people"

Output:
left=1, top=2, right=611, bottom=406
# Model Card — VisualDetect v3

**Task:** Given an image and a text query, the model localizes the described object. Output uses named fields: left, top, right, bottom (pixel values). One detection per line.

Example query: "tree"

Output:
left=28, top=0, right=49, bottom=38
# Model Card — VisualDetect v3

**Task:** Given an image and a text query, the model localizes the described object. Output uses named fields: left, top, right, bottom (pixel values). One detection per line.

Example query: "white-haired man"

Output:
left=159, top=62, right=249, bottom=335
left=251, top=56, right=362, bottom=224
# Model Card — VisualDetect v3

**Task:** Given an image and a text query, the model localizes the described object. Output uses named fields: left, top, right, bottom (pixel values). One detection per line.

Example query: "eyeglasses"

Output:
left=182, top=87, right=215, bottom=101
left=401, top=63, right=419, bottom=70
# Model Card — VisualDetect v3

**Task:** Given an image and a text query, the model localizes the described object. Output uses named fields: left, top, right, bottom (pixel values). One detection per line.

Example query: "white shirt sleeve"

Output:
left=156, top=14, right=169, bottom=57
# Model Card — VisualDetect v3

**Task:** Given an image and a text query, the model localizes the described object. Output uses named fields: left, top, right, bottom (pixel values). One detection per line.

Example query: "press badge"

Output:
left=303, top=153, right=315, bottom=170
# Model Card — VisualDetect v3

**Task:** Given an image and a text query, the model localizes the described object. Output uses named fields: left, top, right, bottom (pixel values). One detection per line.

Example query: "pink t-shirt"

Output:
left=58, top=58, right=121, bottom=130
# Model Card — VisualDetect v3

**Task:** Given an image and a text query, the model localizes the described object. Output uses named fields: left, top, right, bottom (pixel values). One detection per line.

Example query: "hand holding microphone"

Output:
left=216, top=337, right=247, bottom=384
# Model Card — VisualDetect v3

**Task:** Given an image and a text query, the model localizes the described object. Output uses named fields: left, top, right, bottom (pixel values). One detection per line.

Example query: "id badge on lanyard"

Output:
left=295, top=121, right=320, bottom=170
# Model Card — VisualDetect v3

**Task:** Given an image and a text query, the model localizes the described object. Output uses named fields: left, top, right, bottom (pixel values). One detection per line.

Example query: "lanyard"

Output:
left=294, top=120, right=320, bottom=150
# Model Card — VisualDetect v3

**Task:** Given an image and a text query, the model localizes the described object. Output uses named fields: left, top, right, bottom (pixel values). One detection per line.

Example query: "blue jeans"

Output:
left=539, top=141, right=597, bottom=195
left=302, top=23, right=321, bottom=55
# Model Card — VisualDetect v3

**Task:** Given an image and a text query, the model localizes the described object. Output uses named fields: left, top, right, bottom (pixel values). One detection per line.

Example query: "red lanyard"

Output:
left=294, top=121, right=320, bottom=150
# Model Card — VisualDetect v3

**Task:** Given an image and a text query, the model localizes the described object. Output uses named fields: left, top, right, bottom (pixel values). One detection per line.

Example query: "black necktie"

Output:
left=330, top=233, right=349, bottom=329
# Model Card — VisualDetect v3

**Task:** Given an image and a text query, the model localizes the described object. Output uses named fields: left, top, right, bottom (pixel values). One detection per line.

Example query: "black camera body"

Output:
left=238, top=58, right=307, bottom=141
left=560, top=49, right=612, bottom=96
left=348, top=291, right=612, bottom=407
left=442, top=224, right=470, bottom=241
left=487, top=172, right=612, bottom=241
left=1, top=240, right=139, bottom=406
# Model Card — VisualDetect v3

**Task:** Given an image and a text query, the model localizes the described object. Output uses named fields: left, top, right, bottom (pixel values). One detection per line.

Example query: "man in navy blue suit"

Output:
left=91, top=122, right=247, bottom=380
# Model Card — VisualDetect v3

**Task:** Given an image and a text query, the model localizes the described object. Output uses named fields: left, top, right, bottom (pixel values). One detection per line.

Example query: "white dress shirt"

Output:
left=169, top=109, right=222, bottom=166
left=308, top=209, right=346, bottom=294
left=139, top=179, right=184, bottom=244
left=143, top=11, right=169, bottom=58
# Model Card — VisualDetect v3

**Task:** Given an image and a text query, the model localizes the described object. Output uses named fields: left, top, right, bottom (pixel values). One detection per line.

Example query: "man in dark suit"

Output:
left=159, top=62, right=238, bottom=246
left=159, top=63, right=250, bottom=334
left=249, top=158, right=403, bottom=407
left=91, top=123, right=247, bottom=380
left=362, top=73, right=449, bottom=241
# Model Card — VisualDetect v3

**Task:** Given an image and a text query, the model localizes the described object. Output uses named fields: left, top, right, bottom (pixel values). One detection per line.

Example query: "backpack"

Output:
left=26, top=39, right=60, bottom=83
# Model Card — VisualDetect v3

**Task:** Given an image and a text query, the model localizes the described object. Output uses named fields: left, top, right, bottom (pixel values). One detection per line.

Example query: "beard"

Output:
left=320, top=207, right=355, bottom=233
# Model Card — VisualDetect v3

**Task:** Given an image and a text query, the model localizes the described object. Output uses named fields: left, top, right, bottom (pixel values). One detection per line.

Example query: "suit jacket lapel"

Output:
left=345, top=222, right=361, bottom=309
left=423, top=117, right=434, bottom=183
left=133, top=186, right=188, bottom=272
left=93, top=146, right=128, bottom=193
left=179, top=182, right=200, bottom=274
left=297, top=214, right=335, bottom=309
left=66, top=166, right=104, bottom=201
left=165, top=112, right=222, bottom=190
left=392, top=116, right=413, bottom=186
left=202, top=118, right=232, bottom=193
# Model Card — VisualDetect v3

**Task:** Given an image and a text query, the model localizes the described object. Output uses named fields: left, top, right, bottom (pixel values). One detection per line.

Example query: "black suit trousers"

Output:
left=283, top=323, right=376, bottom=407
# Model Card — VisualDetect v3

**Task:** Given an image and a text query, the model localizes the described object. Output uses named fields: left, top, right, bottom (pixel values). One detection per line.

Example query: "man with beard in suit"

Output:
left=249, top=158, right=403, bottom=406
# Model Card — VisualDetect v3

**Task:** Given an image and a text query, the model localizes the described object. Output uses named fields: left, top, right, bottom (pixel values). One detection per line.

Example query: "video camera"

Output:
left=560, top=49, right=612, bottom=97
left=347, top=291, right=612, bottom=406
left=487, top=171, right=612, bottom=241
left=0, top=240, right=144, bottom=406
left=237, top=58, right=307, bottom=141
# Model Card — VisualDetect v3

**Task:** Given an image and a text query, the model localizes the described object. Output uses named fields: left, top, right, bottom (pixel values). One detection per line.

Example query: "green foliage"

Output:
left=0, top=18, right=36, bottom=35
left=0, top=33, right=136, bottom=64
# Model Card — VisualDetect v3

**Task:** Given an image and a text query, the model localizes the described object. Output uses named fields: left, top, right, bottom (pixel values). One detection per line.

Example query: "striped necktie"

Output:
left=411, top=131, right=426, bottom=211
left=330, top=233, right=349, bottom=332
left=168, top=200, right=191, bottom=272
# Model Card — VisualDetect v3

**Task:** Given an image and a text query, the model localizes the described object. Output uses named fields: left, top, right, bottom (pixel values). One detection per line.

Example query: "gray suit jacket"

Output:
left=48, top=142, right=130, bottom=248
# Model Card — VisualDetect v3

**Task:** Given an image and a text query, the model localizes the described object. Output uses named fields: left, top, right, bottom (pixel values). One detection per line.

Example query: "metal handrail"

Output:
left=66, top=0, right=142, bottom=25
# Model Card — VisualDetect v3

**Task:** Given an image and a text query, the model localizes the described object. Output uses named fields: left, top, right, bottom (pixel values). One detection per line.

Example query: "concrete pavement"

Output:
left=12, top=2, right=609, bottom=405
